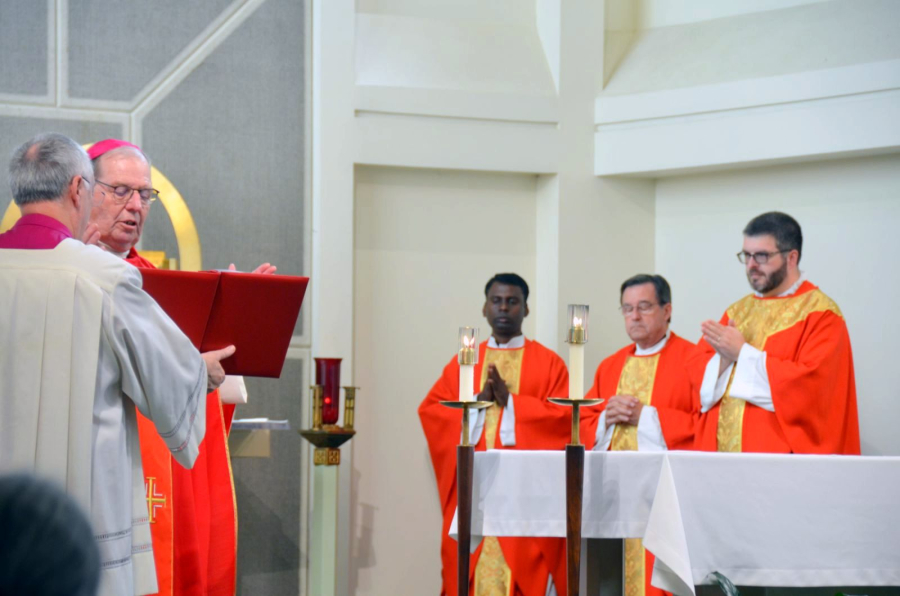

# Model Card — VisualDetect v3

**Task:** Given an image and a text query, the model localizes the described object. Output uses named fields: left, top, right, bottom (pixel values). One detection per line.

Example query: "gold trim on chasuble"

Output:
left=716, top=289, right=843, bottom=452
left=611, top=354, right=661, bottom=596
left=473, top=348, right=524, bottom=596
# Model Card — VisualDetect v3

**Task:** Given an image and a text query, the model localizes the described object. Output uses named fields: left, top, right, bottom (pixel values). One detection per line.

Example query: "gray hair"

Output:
left=8, top=133, right=93, bottom=206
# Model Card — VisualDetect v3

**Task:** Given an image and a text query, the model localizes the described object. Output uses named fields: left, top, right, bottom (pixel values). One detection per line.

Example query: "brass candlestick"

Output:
left=438, top=399, right=491, bottom=596
left=436, top=326, right=494, bottom=596
left=549, top=304, right=603, bottom=596
left=343, top=386, right=358, bottom=431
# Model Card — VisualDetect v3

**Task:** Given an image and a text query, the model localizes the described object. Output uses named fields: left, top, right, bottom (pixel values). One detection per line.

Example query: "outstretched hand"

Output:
left=202, top=345, right=236, bottom=391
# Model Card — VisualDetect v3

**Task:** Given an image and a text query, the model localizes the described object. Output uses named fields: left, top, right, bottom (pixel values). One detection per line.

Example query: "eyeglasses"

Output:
left=95, top=180, right=159, bottom=205
left=736, top=250, right=789, bottom=265
left=620, top=302, right=658, bottom=316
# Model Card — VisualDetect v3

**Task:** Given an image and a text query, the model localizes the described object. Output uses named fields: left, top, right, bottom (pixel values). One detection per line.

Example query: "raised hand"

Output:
left=81, top=222, right=100, bottom=246
left=701, top=318, right=745, bottom=365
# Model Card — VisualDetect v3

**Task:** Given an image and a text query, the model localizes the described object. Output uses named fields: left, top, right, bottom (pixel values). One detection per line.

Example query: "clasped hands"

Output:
left=701, top=319, right=746, bottom=369
left=605, top=395, right=643, bottom=428
left=477, top=364, right=510, bottom=408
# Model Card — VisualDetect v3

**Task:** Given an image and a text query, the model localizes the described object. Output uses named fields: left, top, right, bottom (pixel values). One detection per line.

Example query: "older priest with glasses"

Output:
left=0, top=133, right=232, bottom=595
left=86, top=138, right=271, bottom=596
left=581, top=274, right=697, bottom=596
left=694, top=211, right=860, bottom=454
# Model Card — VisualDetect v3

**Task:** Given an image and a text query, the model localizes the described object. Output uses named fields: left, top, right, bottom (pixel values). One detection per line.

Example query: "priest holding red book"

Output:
left=87, top=138, right=274, bottom=596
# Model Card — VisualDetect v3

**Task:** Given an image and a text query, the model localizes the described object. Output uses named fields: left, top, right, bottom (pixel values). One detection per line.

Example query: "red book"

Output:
left=140, top=269, right=309, bottom=377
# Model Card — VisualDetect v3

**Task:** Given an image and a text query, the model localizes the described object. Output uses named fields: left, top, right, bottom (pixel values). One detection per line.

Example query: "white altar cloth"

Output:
left=449, top=451, right=900, bottom=595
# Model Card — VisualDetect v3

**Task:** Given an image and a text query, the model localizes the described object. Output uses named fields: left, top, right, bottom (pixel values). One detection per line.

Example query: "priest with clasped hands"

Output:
left=582, top=274, right=697, bottom=596
left=419, top=273, right=573, bottom=596
left=693, top=211, right=860, bottom=454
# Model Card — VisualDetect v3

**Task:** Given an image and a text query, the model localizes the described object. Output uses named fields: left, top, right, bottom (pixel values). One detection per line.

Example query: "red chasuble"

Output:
left=583, top=332, right=697, bottom=451
left=419, top=339, right=571, bottom=596
left=128, top=249, right=238, bottom=596
left=693, top=281, right=860, bottom=455
left=580, top=332, right=697, bottom=596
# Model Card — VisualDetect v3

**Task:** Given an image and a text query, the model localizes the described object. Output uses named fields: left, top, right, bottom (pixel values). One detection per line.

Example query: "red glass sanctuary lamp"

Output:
left=314, top=357, right=342, bottom=424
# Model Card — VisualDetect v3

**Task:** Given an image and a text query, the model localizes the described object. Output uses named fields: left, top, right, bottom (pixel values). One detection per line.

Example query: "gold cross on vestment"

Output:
left=145, top=477, right=167, bottom=524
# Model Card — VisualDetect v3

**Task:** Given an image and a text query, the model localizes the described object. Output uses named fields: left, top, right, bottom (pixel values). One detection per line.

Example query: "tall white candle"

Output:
left=569, top=342, right=584, bottom=400
left=457, top=327, right=478, bottom=402
left=459, top=365, right=475, bottom=402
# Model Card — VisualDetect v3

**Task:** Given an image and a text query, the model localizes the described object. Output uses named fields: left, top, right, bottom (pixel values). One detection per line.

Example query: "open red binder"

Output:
left=140, top=269, right=309, bottom=378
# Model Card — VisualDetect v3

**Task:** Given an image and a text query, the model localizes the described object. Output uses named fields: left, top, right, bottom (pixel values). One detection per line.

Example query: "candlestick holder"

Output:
left=299, top=384, right=357, bottom=466
left=547, top=397, right=604, bottom=445
left=552, top=304, right=603, bottom=596
left=439, top=400, right=491, bottom=596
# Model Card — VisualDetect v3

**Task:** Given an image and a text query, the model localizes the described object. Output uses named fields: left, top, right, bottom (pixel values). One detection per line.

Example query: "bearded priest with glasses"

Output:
left=693, top=211, right=860, bottom=455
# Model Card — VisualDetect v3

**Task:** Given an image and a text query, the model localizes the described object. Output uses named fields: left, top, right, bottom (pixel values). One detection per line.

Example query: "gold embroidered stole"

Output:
left=474, top=347, right=524, bottom=596
left=610, top=355, right=660, bottom=451
left=610, top=354, right=660, bottom=596
left=716, top=288, right=842, bottom=452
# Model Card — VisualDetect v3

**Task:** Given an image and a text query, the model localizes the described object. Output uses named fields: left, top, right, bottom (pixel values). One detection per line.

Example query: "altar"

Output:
left=450, top=451, right=900, bottom=595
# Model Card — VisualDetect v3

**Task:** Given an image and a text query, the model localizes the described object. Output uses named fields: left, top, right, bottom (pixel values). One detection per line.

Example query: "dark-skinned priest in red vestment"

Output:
left=419, top=273, right=573, bottom=596
left=693, top=211, right=860, bottom=454
left=580, top=274, right=697, bottom=596
left=87, top=139, right=275, bottom=596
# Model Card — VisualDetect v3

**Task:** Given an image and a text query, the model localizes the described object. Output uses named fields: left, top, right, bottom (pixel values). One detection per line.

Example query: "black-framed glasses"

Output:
left=620, top=302, right=659, bottom=316
left=95, top=180, right=159, bottom=205
left=736, top=250, right=789, bottom=264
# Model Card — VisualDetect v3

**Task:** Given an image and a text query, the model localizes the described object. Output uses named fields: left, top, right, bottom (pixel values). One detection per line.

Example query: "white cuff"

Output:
left=499, top=395, right=516, bottom=447
left=591, top=407, right=667, bottom=451
left=636, top=405, right=667, bottom=451
left=592, top=411, right=613, bottom=451
left=729, top=344, right=774, bottom=412
left=219, top=375, right=248, bottom=405
left=700, top=354, right=733, bottom=413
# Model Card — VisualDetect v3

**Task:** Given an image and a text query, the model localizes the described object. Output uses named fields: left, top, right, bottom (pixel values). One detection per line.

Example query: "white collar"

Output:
left=98, top=241, right=128, bottom=259
left=754, top=271, right=805, bottom=298
left=635, top=331, right=669, bottom=356
left=488, top=334, right=525, bottom=349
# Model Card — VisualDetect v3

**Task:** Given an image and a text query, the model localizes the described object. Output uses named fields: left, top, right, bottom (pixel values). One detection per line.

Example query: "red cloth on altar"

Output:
left=692, top=281, right=860, bottom=454
left=128, top=250, right=238, bottom=596
left=419, top=339, right=571, bottom=596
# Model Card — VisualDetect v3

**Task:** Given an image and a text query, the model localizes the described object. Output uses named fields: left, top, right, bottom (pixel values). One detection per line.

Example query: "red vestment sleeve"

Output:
left=765, top=310, right=860, bottom=454
left=653, top=335, right=698, bottom=451
left=503, top=341, right=572, bottom=451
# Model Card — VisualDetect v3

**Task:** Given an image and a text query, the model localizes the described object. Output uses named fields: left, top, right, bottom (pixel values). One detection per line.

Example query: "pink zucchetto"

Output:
left=87, top=139, right=142, bottom=160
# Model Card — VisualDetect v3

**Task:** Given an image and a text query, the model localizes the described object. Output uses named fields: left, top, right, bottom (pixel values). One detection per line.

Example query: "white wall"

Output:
left=351, top=166, right=538, bottom=594
left=656, top=153, right=900, bottom=456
